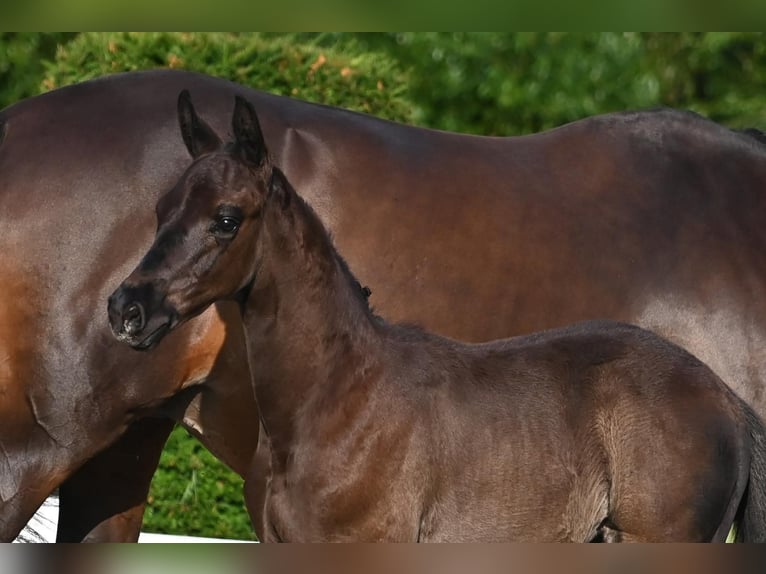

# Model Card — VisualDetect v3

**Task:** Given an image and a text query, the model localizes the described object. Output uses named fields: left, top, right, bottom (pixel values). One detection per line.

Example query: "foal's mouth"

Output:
left=132, top=322, right=172, bottom=351
left=116, top=320, right=173, bottom=352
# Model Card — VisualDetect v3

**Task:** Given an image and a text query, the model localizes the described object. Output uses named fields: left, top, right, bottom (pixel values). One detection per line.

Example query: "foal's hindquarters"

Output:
left=255, top=323, right=754, bottom=542
left=407, top=325, right=752, bottom=542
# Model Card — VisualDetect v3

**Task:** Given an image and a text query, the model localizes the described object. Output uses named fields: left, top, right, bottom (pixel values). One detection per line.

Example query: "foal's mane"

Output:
left=274, top=166, right=376, bottom=314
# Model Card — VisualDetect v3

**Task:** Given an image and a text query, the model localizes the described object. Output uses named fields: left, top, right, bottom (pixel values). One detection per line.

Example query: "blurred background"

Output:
left=2, top=32, right=765, bottom=541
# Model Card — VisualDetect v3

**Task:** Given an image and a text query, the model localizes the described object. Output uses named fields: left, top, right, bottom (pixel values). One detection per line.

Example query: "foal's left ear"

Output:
left=232, top=95, right=268, bottom=168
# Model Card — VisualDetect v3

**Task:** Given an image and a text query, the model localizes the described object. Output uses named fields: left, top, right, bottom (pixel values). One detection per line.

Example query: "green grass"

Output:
left=144, top=426, right=256, bottom=541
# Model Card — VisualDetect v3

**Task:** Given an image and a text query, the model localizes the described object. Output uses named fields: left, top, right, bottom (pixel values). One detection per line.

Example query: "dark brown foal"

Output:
left=107, top=92, right=766, bottom=542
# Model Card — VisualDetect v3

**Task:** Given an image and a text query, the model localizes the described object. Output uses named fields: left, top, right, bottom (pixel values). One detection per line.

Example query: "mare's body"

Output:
left=109, top=95, right=766, bottom=541
left=2, top=70, right=766, bottom=540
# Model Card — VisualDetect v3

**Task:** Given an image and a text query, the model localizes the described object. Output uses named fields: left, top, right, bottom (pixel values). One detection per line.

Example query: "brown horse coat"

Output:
left=1, top=70, right=766, bottom=540
left=108, top=95, right=766, bottom=541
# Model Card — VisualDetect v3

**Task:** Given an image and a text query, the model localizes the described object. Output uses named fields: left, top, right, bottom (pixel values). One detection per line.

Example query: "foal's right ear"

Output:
left=232, top=95, right=267, bottom=168
left=268, top=167, right=292, bottom=209
left=177, top=90, right=222, bottom=159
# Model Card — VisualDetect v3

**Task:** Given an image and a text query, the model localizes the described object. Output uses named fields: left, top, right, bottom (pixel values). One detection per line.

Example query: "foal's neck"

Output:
left=242, top=183, right=379, bottom=461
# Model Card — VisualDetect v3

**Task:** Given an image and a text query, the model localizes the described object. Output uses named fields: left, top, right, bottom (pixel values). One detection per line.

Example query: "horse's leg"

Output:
left=244, top=422, right=270, bottom=541
left=56, top=417, right=175, bottom=542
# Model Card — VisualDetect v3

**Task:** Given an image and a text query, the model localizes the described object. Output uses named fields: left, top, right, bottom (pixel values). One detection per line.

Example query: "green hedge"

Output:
left=41, top=32, right=413, bottom=122
left=6, top=32, right=766, bottom=134
left=8, top=32, right=766, bottom=134
left=0, top=33, right=74, bottom=110
left=302, top=32, right=766, bottom=134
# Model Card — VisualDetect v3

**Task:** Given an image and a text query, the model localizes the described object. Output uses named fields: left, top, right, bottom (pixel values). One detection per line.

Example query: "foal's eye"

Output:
left=211, top=216, right=241, bottom=237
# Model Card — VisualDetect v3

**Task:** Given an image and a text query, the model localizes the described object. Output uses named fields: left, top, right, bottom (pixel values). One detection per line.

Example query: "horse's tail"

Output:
left=737, top=402, right=766, bottom=542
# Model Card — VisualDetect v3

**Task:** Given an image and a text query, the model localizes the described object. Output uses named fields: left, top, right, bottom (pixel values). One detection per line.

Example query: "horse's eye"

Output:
left=212, top=216, right=240, bottom=237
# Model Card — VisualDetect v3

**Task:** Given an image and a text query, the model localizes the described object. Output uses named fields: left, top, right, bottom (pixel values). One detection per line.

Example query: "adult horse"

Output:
left=108, top=93, right=766, bottom=541
left=1, top=69, right=766, bottom=541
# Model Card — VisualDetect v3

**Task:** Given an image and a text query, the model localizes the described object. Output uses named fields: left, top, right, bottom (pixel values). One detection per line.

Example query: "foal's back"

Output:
left=390, top=320, right=748, bottom=542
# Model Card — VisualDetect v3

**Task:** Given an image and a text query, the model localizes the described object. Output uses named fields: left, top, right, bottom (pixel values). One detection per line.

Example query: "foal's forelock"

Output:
left=161, top=152, right=265, bottom=217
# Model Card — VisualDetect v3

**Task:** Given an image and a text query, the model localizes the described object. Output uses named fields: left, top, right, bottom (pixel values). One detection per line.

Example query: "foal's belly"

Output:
left=264, top=479, right=422, bottom=542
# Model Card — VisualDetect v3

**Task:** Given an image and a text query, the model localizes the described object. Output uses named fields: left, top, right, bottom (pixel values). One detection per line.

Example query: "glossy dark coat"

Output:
left=108, top=95, right=766, bottom=541
left=1, top=70, right=766, bottom=541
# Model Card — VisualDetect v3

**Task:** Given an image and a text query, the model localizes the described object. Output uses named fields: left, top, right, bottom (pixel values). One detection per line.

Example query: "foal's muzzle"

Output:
left=107, top=282, right=178, bottom=351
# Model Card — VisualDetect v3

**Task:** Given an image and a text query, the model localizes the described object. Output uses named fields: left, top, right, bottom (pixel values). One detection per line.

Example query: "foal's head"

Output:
left=108, top=91, right=285, bottom=350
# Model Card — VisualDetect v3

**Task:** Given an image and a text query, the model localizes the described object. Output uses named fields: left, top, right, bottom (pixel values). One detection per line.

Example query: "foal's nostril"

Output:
left=123, top=302, right=145, bottom=335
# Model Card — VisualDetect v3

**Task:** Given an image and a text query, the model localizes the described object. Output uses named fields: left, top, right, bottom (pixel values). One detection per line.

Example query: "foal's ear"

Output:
left=268, top=167, right=291, bottom=209
left=232, top=95, right=267, bottom=168
left=177, top=90, right=222, bottom=158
